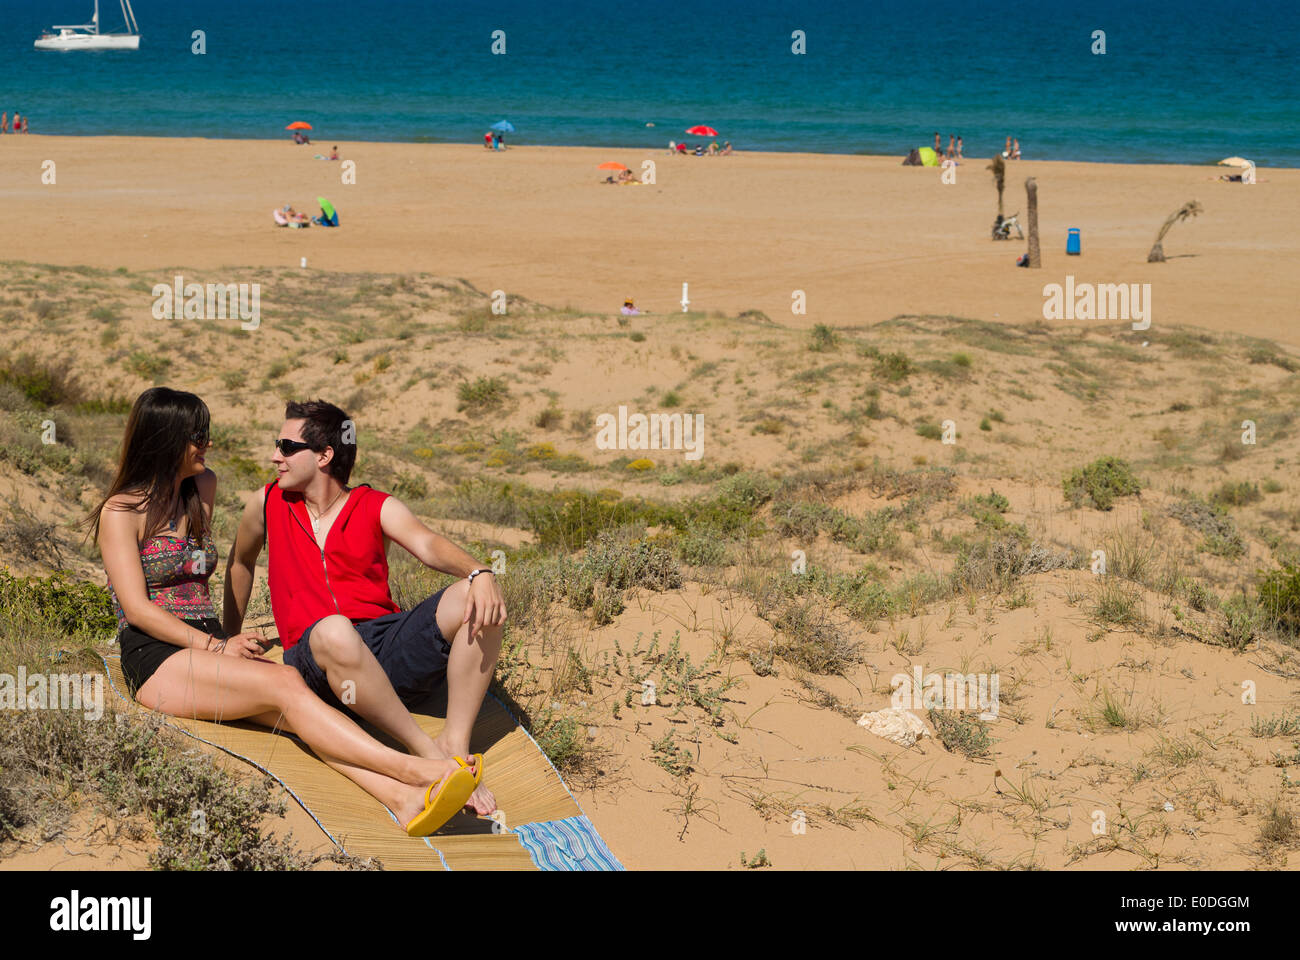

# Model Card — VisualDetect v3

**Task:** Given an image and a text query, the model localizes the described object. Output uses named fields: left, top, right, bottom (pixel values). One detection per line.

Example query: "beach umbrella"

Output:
left=491, top=120, right=515, bottom=133
left=1217, top=156, right=1251, bottom=167
left=598, top=162, right=628, bottom=170
left=685, top=125, right=718, bottom=137
left=317, top=196, right=336, bottom=219
left=285, top=121, right=313, bottom=131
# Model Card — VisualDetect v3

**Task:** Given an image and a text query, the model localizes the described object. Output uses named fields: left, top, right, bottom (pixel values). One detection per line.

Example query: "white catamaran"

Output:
left=35, top=0, right=140, bottom=50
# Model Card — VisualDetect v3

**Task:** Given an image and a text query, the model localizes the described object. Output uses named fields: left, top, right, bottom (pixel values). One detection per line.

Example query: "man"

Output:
left=224, top=399, right=503, bottom=815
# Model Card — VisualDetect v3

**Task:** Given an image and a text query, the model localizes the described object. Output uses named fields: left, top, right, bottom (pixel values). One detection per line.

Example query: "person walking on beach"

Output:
left=1004, top=136, right=1012, bottom=158
left=224, top=399, right=503, bottom=817
left=12, top=114, right=20, bottom=136
left=956, top=136, right=963, bottom=160
left=21, top=116, right=28, bottom=134
left=92, top=388, right=480, bottom=837
left=1012, top=137, right=1021, bottom=159
left=946, top=135, right=955, bottom=160
left=934, top=132, right=941, bottom=154
left=1, top=113, right=7, bottom=134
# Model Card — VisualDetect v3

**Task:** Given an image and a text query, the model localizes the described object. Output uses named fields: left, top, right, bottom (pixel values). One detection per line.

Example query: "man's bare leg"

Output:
left=303, top=616, right=475, bottom=779
left=433, top=580, right=503, bottom=816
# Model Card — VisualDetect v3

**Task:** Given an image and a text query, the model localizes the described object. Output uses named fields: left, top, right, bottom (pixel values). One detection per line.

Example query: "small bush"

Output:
left=1259, top=563, right=1300, bottom=636
left=928, top=710, right=992, bottom=758
left=809, top=324, right=839, bottom=352
left=456, top=377, right=510, bottom=412
left=1062, top=456, right=1141, bottom=510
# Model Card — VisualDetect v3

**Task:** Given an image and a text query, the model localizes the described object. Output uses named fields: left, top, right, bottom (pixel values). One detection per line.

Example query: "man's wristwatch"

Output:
left=467, top=568, right=494, bottom=584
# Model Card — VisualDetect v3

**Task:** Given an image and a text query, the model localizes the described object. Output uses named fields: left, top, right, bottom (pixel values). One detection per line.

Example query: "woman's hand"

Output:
left=216, top=632, right=267, bottom=659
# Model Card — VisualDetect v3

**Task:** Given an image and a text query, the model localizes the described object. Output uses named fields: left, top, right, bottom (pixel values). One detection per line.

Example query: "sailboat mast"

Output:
left=121, top=0, right=139, bottom=34
left=92, top=0, right=99, bottom=32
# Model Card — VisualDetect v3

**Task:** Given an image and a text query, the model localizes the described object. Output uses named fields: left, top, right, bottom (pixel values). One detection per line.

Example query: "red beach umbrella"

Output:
left=685, top=125, right=718, bottom=137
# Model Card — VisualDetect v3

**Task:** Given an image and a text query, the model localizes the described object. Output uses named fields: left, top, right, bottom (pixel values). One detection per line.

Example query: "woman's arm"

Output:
left=223, top=486, right=267, bottom=637
left=99, top=496, right=219, bottom=651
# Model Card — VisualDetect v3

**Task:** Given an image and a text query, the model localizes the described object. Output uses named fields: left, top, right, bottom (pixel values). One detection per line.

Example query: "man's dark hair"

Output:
left=285, top=399, right=355, bottom=483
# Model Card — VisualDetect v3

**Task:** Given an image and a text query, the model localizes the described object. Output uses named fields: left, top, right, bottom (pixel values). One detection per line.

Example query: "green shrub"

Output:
left=1062, top=456, right=1141, bottom=510
left=809, top=324, right=839, bottom=352
left=456, top=376, right=510, bottom=411
left=1259, top=563, right=1300, bottom=636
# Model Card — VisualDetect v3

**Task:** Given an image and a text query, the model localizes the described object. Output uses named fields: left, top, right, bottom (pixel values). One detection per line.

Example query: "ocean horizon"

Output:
left=2, top=0, right=1296, bottom=167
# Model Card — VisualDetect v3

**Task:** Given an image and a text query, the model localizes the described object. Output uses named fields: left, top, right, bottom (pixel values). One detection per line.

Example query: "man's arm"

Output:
left=379, top=495, right=484, bottom=576
left=223, top=486, right=267, bottom=637
left=380, top=496, right=506, bottom=636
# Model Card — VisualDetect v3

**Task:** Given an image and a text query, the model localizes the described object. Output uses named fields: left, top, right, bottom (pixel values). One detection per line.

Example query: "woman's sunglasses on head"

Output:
left=274, top=437, right=314, bottom=455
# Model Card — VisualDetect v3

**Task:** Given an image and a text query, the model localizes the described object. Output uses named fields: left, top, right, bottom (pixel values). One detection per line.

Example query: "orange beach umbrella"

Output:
left=285, top=121, right=313, bottom=131
left=597, top=162, right=629, bottom=170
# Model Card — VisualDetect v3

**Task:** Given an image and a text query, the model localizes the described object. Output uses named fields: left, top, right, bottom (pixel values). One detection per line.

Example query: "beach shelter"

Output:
left=1217, top=156, right=1251, bottom=167
left=917, top=146, right=939, bottom=167
left=315, top=196, right=338, bottom=227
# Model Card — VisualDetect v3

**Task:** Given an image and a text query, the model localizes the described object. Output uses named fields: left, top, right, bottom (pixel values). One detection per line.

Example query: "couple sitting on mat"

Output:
left=93, top=388, right=503, bottom=837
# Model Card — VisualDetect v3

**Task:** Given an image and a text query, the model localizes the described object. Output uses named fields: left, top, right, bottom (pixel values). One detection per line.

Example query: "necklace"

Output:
left=305, top=488, right=348, bottom=534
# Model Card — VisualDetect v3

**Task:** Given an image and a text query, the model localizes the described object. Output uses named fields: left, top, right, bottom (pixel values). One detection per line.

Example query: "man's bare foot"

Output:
left=434, top=735, right=496, bottom=815
left=393, top=768, right=461, bottom=827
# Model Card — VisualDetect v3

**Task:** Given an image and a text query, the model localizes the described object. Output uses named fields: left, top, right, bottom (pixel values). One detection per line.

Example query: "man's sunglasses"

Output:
left=274, top=438, right=315, bottom=455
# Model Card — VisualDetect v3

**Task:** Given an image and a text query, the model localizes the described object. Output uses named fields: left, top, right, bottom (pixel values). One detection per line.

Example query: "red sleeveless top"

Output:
left=263, top=482, right=400, bottom=650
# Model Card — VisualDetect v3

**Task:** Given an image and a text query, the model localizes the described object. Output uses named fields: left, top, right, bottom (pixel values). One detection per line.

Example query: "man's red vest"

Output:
left=263, top=482, right=400, bottom=650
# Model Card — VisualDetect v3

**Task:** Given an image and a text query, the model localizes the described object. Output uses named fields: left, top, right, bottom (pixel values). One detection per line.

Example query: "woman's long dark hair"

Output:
left=87, top=387, right=210, bottom=545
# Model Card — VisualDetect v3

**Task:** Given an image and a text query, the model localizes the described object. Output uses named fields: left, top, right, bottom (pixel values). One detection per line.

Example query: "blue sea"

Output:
left=1, top=0, right=1296, bottom=165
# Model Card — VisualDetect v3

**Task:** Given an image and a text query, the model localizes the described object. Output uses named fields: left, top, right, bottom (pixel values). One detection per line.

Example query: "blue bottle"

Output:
left=1066, top=228, right=1081, bottom=255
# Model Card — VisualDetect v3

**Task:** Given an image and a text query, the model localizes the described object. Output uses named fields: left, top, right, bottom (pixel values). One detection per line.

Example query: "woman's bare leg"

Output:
left=137, top=650, right=463, bottom=816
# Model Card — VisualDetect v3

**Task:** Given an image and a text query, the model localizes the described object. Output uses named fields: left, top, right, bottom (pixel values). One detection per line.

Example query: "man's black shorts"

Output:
left=283, top=587, right=452, bottom=713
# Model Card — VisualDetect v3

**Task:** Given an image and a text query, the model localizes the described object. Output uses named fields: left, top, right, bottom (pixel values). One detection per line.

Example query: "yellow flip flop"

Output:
left=404, top=757, right=477, bottom=837
left=467, top=753, right=485, bottom=787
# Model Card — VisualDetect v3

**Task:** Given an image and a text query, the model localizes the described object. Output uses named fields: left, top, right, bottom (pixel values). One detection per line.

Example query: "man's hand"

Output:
left=465, top=574, right=506, bottom=641
left=217, top=632, right=268, bottom=659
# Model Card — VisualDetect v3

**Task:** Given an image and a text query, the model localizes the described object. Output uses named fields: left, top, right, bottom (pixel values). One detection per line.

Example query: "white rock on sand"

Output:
left=857, top=708, right=929, bottom=747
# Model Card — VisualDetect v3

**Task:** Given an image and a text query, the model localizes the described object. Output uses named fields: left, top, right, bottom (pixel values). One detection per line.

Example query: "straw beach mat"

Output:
left=100, top=649, right=622, bottom=871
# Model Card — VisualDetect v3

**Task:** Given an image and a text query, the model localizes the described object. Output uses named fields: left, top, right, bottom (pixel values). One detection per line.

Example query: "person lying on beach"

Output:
left=282, top=204, right=310, bottom=224
left=224, top=399, right=504, bottom=817
left=93, top=388, right=480, bottom=837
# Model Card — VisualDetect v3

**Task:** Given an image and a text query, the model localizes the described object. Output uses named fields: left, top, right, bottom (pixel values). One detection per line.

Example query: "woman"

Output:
left=90, top=387, right=477, bottom=836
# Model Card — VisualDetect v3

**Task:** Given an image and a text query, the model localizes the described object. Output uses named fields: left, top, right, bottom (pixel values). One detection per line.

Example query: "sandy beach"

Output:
left=5, top=135, right=1298, bottom=343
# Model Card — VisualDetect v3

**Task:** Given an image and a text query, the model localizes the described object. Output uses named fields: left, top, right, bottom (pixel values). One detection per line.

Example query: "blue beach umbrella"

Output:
left=490, top=120, right=515, bottom=133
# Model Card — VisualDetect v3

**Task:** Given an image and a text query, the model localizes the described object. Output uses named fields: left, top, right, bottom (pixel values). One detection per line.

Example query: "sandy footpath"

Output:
left=3, top=136, right=1296, bottom=343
